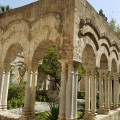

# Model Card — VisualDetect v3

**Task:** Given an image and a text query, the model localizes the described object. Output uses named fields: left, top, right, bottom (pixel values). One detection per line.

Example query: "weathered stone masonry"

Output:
left=0, top=0, right=120, bottom=120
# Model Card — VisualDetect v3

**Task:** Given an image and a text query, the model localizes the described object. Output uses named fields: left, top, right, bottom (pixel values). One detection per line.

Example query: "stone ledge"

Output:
left=96, top=108, right=120, bottom=120
left=0, top=111, right=20, bottom=120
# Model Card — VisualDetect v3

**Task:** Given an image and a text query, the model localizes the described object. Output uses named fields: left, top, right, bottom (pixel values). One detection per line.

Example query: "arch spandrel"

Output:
left=29, top=24, right=62, bottom=67
left=110, top=46, right=119, bottom=60
left=2, top=33, right=29, bottom=67
left=31, top=13, right=61, bottom=37
left=4, top=19, right=30, bottom=32
left=2, top=19, right=30, bottom=42
left=30, top=34, right=61, bottom=71
left=99, top=38, right=111, bottom=51
left=3, top=43, right=23, bottom=70
left=100, top=33, right=112, bottom=47
left=96, top=46, right=109, bottom=70
left=77, top=36, right=97, bottom=63
left=82, top=44, right=96, bottom=70
left=79, top=18, right=100, bottom=39
left=109, top=52, right=119, bottom=72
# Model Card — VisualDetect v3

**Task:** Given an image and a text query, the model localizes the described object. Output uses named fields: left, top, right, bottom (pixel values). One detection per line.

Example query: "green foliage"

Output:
left=96, top=93, right=99, bottom=109
left=38, top=45, right=61, bottom=90
left=37, top=103, right=85, bottom=120
left=0, top=5, right=11, bottom=13
left=109, top=18, right=116, bottom=31
left=77, top=91, right=85, bottom=99
left=99, top=9, right=107, bottom=21
left=36, top=95, right=49, bottom=102
left=77, top=110, right=84, bottom=119
left=78, top=64, right=85, bottom=82
left=8, top=84, right=19, bottom=101
left=108, top=18, right=120, bottom=35
left=8, top=97, right=21, bottom=109
left=8, top=83, right=26, bottom=109
left=37, top=112, right=48, bottom=120
left=37, top=102, right=59, bottom=120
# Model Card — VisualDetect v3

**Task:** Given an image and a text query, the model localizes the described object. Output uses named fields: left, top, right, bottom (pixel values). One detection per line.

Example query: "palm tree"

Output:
left=0, top=5, right=11, bottom=13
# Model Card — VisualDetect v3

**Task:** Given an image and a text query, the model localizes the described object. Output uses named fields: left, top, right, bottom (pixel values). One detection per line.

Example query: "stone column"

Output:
left=109, top=76, right=112, bottom=110
left=98, top=71, right=104, bottom=113
left=0, top=71, right=5, bottom=110
left=31, top=71, right=38, bottom=111
left=2, top=71, right=10, bottom=110
left=113, top=74, right=117, bottom=109
left=118, top=76, right=120, bottom=108
left=66, top=61, right=78, bottom=120
left=58, top=61, right=67, bottom=120
left=90, top=70, right=96, bottom=119
left=84, top=70, right=91, bottom=118
left=20, top=70, right=36, bottom=120
left=110, top=78, right=114, bottom=109
left=73, top=68, right=78, bottom=119
left=65, top=62, right=76, bottom=120
left=104, top=71, right=109, bottom=113
left=116, top=74, right=119, bottom=108
left=108, top=72, right=111, bottom=110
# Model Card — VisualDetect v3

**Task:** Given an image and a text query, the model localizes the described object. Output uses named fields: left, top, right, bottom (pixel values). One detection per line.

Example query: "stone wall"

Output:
left=0, top=111, right=20, bottom=120
left=96, top=108, right=120, bottom=120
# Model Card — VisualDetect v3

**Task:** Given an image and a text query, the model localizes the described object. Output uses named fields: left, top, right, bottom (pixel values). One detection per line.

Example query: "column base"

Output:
left=98, top=108, right=105, bottom=114
left=20, top=110, right=36, bottom=120
left=0, top=105, right=3, bottom=111
left=98, top=108, right=109, bottom=114
left=58, top=116, right=66, bottom=120
left=84, top=112, right=91, bottom=120
left=58, top=118, right=65, bottom=120
left=65, top=118, right=77, bottom=120
left=2, top=105, right=7, bottom=111
left=110, top=104, right=118, bottom=110
left=84, top=112, right=96, bottom=120
left=118, top=103, right=120, bottom=107
left=114, top=104, right=118, bottom=109
left=110, top=103, right=114, bottom=110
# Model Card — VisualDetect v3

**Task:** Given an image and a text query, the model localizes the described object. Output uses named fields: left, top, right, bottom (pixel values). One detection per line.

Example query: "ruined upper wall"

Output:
left=74, top=0, right=120, bottom=45
left=0, top=0, right=75, bottom=27
left=0, top=0, right=77, bottom=61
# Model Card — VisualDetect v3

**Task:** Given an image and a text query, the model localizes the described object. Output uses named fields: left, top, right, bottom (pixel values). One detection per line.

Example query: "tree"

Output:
left=99, top=9, right=107, bottom=21
left=38, top=45, right=61, bottom=90
left=108, top=18, right=120, bottom=35
left=38, top=45, right=85, bottom=91
left=0, top=5, right=11, bottom=13
left=78, top=64, right=85, bottom=82
left=108, top=18, right=116, bottom=31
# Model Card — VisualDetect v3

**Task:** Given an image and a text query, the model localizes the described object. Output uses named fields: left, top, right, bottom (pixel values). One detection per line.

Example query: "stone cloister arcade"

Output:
left=0, top=0, right=120, bottom=120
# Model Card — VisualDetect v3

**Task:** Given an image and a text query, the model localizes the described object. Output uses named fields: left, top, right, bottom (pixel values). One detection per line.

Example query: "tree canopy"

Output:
left=0, top=5, right=11, bottom=13
left=38, top=45, right=85, bottom=90
left=38, top=45, right=61, bottom=90
left=108, top=18, right=120, bottom=35
left=99, top=9, right=107, bottom=21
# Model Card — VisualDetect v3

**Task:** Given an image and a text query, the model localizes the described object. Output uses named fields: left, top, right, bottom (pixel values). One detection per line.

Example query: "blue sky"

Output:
left=87, top=0, right=120, bottom=24
left=0, top=0, right=38, bottom=8
left=0, top=0, right=120, bottom=24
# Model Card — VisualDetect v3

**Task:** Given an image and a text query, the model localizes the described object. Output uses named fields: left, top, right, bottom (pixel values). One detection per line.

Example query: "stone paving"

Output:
left=0, top=100, right=85, bottom=119
left=1, top=101, right=120, bottom=120
left=9, top=102, right=50, bottom=115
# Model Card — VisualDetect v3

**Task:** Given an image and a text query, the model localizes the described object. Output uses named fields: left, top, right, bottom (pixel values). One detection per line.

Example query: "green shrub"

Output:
left=77, top=110, right=84, bottom=119
left=77, top=91, right=85, bottom=99
left=37, top=102, right=59, bottom=120
left=8, top=97, right=21, bottom=109
left=96, top=93, right=99, bottom=109
left=36, top=95, right=49, bottom=102
left=8, top=82, right=25, bottom=109
left=37, top=112, right=47, bottom=120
